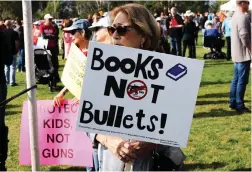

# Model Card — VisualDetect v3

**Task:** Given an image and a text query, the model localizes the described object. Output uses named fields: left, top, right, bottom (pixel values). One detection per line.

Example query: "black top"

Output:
left=15, top=25, right=24, bottom=49
left=182, top=21, right=196, bottom=41
left=0, top=30, right=12, bottom=84
left=166, top=14, right=184, bottom=38
left=5, top=28, right=19, bottom=55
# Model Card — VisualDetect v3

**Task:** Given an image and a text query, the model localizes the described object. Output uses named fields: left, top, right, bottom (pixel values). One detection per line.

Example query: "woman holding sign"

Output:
left=89, top=4, right=165, bottom=171
left=53, top=19, right=92, bottom=106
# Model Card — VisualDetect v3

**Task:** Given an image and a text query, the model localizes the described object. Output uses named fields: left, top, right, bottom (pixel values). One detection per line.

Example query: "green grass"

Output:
left=5, top=35, right=251, bottom=171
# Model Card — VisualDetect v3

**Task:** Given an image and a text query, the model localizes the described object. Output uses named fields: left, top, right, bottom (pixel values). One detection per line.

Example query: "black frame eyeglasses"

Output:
left=70, top=29, right=83, bottom=35
left=107, top=25, right=132, bottom=36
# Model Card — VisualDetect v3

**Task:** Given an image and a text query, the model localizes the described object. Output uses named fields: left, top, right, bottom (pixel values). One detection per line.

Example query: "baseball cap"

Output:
left=63, top=19, right=90, bottom=31
left=88, top=16, right=110, bottom=31
left=33, top=21, right=40, bottom=25
left=44, top=14, right=53, bottom=20
left=155, top=17, right=161, bottom=22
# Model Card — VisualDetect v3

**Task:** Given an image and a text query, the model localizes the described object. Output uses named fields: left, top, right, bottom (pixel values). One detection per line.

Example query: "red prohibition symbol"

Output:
left=127, top=80, right=148, bottom=100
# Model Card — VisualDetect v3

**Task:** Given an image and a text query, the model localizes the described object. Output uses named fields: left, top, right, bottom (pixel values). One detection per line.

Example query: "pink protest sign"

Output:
left=19, top=100, right=93, bottom=167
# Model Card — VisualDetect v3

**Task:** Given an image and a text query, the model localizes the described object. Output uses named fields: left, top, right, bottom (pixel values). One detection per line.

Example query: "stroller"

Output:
left=203, top=36, right=227, bottom=59
left=34, top=48, right=56, bottom=92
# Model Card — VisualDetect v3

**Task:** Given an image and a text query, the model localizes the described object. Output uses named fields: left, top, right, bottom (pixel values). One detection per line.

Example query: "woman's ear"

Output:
left=82, top=30, right=86, bottom=39
left=140, top=37, right=146, bottom=48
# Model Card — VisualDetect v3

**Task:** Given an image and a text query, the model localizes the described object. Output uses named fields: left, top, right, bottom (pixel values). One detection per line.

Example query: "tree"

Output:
left=209, top=0, right=228, bottom=13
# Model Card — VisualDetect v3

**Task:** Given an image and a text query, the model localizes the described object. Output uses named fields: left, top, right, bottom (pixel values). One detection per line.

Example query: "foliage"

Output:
left=0, top=2, right=22, bottom=19
left=209, top=0, right=229, bottom=13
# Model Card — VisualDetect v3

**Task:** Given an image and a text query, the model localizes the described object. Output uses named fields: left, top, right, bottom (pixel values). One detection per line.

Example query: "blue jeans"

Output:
left=86, top=149, right=99, bottom=172
left=229, top=61, right=251, bottom=110
left=170, top=36, right=182, bottom=56
left=17, top=49, right=25, bottom=71
left=0, top=84, right=7, bottom=127
left=4, top=55, right=17, bottom=85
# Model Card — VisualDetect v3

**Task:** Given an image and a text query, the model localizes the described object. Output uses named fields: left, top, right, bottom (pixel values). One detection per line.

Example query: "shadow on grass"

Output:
left=198, top=92, right=229, bottom=99
left=6, top=104, right=19, bottom=109
left=204, top=62, right=233, bottom=67
left=196, top=100, right=229, bottom=105
left=52, top=85, right=64, bottom=91
left=5, top=110, right=21, bottom=116
left=231, top=168, right=251, bottom=171
left=182, top=162, right=226, bottom=170
left=200, top=81, right=231, bottom=87
left=194, top=109, right=241, bottom=118
left=49, top=166, right=85, bottom=171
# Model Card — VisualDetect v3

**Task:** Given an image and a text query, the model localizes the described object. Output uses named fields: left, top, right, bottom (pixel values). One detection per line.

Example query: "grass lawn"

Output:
left=4, top=35, right=251, bottom=171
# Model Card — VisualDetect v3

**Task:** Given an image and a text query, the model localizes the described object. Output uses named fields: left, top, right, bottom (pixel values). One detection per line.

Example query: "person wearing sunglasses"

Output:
left=53, top=19, right=92, bottom=106
left=88, top=4, right=174, bottom=171
left=89, top=15, right=112, bottom=43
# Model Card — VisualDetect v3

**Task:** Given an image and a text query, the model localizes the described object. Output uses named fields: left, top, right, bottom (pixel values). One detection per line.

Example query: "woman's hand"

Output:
left=53, top=92, right=64, bottom=106
left=53, top=87, right=68, bottom=106
left=126, top=141, right=156, bottom=157
left=96, top=135, right=137, bottom=162
left=71, top=97, right=79, bottom=105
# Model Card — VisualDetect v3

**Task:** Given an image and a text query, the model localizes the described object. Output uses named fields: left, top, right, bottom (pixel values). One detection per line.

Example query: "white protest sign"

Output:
left=36, top=37, right=48, bottom=49
left=76, top=42, right=204, bottom=148
left=61, top=43, right=86, bottom=99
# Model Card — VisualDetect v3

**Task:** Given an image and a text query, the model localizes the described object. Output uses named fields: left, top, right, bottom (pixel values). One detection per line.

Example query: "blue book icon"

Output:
left=166, top=63, right=187, bottom=81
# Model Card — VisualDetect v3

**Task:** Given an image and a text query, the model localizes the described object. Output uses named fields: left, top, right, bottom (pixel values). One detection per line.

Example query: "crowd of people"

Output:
left=0, top=0, right=251, bottom=171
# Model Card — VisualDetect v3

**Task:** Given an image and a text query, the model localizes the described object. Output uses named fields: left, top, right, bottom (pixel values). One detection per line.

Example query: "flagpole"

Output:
left=22, top=0, right=40, bottom=171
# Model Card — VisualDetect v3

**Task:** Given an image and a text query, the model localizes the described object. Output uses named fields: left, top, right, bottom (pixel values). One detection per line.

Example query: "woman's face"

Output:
left=95, top=28, right=109, bottom=43
left=71, top=30, right=84, bottom=45
left=111, top=12, right=144, bottom=49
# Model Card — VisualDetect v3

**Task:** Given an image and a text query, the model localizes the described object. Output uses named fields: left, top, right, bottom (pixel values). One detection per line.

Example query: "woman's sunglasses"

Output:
left=107, top=25, right=131, bottom=36
left=70, top=29, right=82, bottom=35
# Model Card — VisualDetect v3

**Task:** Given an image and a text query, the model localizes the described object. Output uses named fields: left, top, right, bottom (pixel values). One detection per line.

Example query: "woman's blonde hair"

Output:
left=110, top=3, right=160, bottom=51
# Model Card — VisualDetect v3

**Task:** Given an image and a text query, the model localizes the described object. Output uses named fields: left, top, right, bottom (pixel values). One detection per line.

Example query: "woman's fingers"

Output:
left=120, top=146, right=137, bottom=159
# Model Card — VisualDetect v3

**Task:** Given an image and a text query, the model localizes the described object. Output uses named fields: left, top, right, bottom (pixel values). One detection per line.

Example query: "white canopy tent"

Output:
left=220, top=0, right=252, bottom=11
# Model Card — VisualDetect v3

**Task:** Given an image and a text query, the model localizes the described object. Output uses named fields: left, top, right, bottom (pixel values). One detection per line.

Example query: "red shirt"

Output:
left=39, top=23, right=57, bottom=49
left=170, top=17, right=179, bottom=27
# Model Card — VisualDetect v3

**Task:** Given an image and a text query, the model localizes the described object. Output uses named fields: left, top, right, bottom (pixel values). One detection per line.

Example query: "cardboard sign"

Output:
left=76, top=42, right=204, bottom=148
left=61, top=43, right=87, bottom=99
left=19, top=100, right=93, bottom=167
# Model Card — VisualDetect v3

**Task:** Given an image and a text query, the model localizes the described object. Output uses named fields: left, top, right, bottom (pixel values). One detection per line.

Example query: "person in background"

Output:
left=87, top=14, right=93, bottom=25
left=15, top=18, right=25, bottom=73
left=92, top=12, right=101, bottom=25
left=213, top=16, right=222, bottom=34
left=0, top=22, right=12, bottom=171
left=32, top=21, right=41, bottom=46
left=166, top=7, right=184, bottom=56
left=40, top=14, right=60, bottom=82
left=182, top=10, right=196, bottom=58
left=156, top=17, right=170, bottom=54
left=193, top=13, right=200, bottom=45
left=219, top=10, right=227, bottom=23
left=4, top=19, right=19, bottom=87
left=222, top=11, right=232, bottom=60
left=62, top=19, right=73, bottom=59
left=229, top=0, right=251, bottom=114
left=89, top=16, right=111, bottom=43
